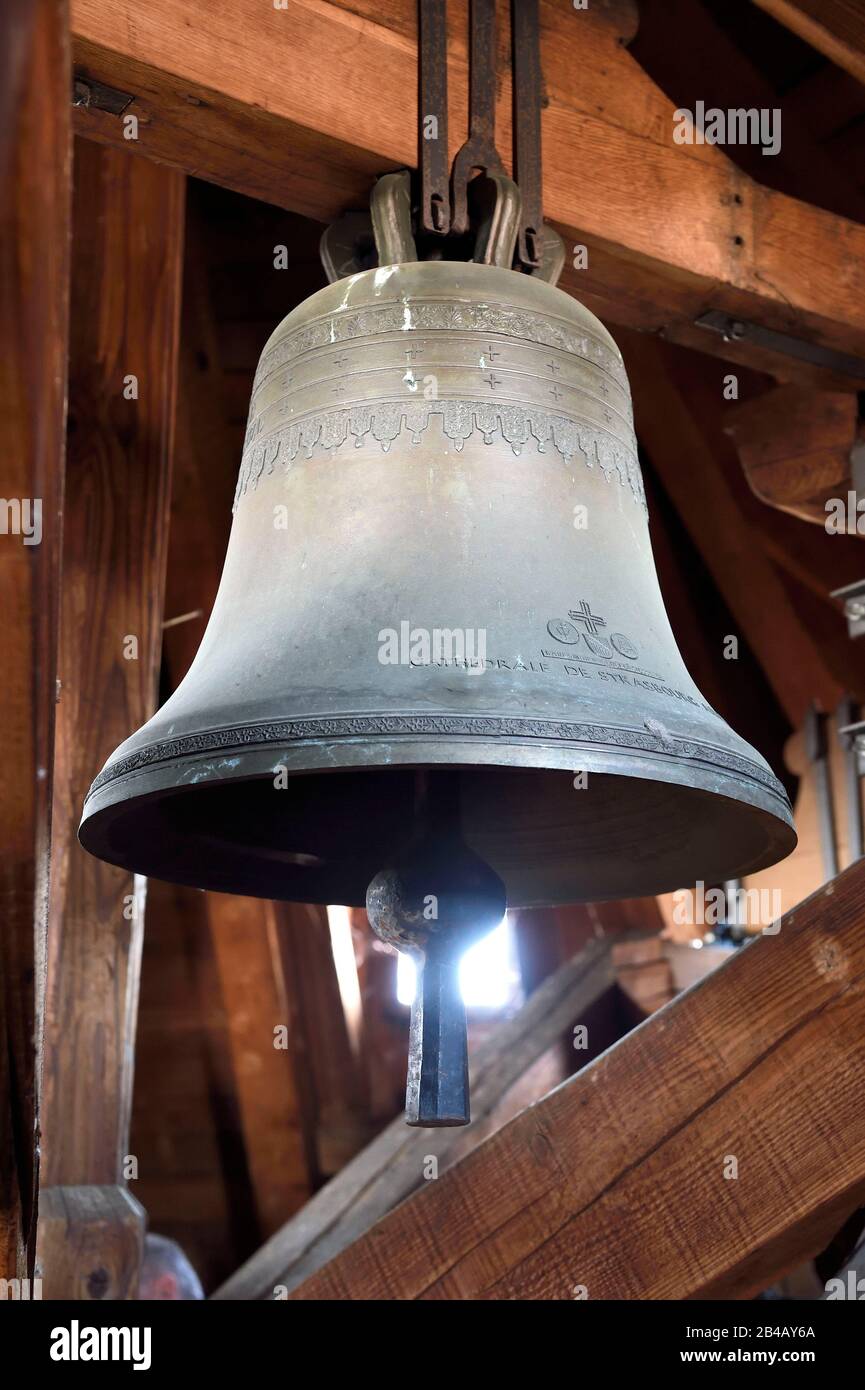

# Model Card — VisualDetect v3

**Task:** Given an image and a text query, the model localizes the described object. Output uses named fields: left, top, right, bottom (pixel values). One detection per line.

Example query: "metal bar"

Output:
left=695, top=310, right=865, bottom=382
left=72, top=74, right=135, bottom=116
left=467, top=0, right=498, bottom=156
left=406, top=951, right=470, bottom=1126
left=511, top=0, right=543, bottom=270
left=837, top=697, right=864, bottom=864
left=450, top=0, right=505, bottom=235
left=806, top=704, right=839, bottom=882
left=831, top=577, right=865, bottom=639
left=419, top=0, right=450, bottom=236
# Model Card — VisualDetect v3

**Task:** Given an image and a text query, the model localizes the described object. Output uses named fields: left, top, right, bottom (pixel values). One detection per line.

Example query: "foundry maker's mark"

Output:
left=547, top=602, right=639, bottom=661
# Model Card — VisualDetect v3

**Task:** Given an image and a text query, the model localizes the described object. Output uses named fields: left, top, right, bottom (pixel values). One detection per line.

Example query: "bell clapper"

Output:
left=366, top=770, right=507, bottom=1127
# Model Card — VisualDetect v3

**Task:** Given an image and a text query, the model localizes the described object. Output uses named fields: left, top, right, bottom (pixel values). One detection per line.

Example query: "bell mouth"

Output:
left=80, top=739, right=796, bottom=908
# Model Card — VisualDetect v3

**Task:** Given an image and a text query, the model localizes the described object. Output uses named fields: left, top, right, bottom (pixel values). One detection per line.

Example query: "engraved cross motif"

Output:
left=486, top=345, right=501, bottom=361
left=603, top=408, right=612, bottom=424
left=331, top=380, right=347, bottom=397
left=546, top=359, right=561, bottom=374
left=482, top=373, right=503, bottom=390
left=568, top=601, right=606, bottom=636
left=549, top=384, right=563, bottom=401
left=405, top=346, right=423, bottom=362
left=332, top=356, right=349, bottom=369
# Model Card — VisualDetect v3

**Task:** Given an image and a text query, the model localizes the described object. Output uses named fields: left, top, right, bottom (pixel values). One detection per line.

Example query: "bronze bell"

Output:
left=80, top=258, right=796, bottom=1122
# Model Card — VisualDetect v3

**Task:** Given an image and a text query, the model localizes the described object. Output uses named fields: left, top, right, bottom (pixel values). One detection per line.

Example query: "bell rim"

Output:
left=83, top=710, right=792, bottom=812
left=79, top=718, right=796, bottom=907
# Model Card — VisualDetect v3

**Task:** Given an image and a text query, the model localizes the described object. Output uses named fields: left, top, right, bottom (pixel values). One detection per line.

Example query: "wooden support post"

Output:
left=37, top=1186, right=146, bottom=1301
left=289, top=861, right=865, bottom=1301
left=38, top=140, right=184, bottom=1300
left=41, top=140, right=184, bottom=1191
left=212, top=937, right=614, bottom=1299
left=0, top=0, right=71, bottom=1281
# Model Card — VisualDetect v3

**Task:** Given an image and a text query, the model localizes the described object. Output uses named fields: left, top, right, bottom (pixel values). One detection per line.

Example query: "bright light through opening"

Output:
left=396, top=913, right=518, bottom=1009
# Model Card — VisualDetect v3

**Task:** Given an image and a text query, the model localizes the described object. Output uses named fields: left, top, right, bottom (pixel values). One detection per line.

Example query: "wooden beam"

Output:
left=0, top=0, right=71, bottom=1281
left=41, top=140, right=184, bottom=1191
left=757, top=508, right=865, bottom=603
left=67, top=0, right=865, bottom=384
left=159, top=192, right=236, bottom=691
left=206, top=894, right=315, bottom=1236
left=275, top=904, right=372, bottom=1183
left=619, top=329, right=843, bottom=725
left=348, top=907, right=412, bottom=1124
left=290, top=859, right=865, bottom=1301
left=638, top=339, right=865, bottom=707
left=724, top=385, right=861, bottom=529
left=641, top=462, right=792, bottom=781
left=635, top=0, right=865, bottom=224
left=36, top=1186, right=145, bottom=1300
left=612, top=933, right=676, bottom=1018
left=212, top=937, right=615, bottom=1299
left=754, top=0, right=865, bottom=86
left=128, top=876, right=261, bottom=1290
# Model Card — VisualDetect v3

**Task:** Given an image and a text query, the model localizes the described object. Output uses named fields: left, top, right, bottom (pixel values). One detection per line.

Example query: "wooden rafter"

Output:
left=290, top=859, right=865, bottom=1301
left=619, top=328, right=844, bottom=725
left=635, top=336, right=865, bottom=709
left=636, top=0, right=865, bottom=224
left=754, top=0, right=865, bottom=86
